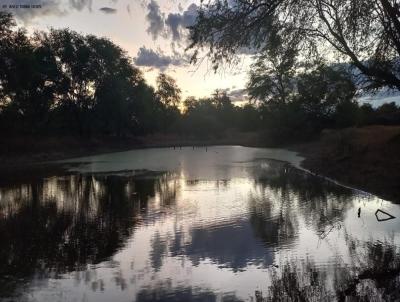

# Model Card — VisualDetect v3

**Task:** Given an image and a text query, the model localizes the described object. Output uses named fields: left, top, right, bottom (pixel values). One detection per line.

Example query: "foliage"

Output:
left=251, top=62, right=358, bottom=143
left=156, top=73, right=182, bottom=108
left=0, top=13, right=170, bottom=137
left=188, top=0, right=400, bottom=90
left=247, top=32, right=299, bottom=104
left=1, top=12, right=400, bottom=145
left=181, top=91, right=261, bottom=137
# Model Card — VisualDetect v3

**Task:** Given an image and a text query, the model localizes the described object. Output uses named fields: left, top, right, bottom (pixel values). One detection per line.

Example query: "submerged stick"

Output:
left=375, top=209, right=396, bottom=222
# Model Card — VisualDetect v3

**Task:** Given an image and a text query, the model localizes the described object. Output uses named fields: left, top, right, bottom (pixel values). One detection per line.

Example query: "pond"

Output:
left=0, top=146, right=399, bottom=301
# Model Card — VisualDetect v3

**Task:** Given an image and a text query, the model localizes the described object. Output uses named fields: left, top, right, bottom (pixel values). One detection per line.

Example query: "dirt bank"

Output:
left=0, top=131, right=262, bottom=166
left=294, top=125, right=400, bottom=203
left=0, top=131, right=262, bottom=183
left=1, top=127, right=399, bottom=203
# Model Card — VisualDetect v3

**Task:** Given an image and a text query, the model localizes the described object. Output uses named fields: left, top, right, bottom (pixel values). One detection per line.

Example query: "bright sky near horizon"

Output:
left=0, top=0, right=251, bottom=101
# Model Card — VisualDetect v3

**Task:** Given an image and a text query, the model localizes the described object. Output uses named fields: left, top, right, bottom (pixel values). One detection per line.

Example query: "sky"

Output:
left=0, top=0, right=251, bottom=101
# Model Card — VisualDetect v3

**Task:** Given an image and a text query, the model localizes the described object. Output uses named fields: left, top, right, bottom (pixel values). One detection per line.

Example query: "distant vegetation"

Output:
left=1, top=11, right=400, bottom=147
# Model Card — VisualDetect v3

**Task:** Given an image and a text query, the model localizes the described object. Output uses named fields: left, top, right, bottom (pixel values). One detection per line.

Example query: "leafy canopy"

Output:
left=188, top=0, right=400, bottom=90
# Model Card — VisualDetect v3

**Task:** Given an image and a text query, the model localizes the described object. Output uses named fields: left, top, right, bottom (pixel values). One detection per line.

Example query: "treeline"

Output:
left=249, top=63, right=400, bottom=144
left=176, top=91, right=260, bottom=137
left=1, top=12, right=400, bottom=145
left=0, top=12, right=258, bottom=139
left=0, top=12, right=171, bottom=137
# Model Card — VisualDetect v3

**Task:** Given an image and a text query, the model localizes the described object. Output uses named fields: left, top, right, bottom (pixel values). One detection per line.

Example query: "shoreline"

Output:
left=1, top=126, right=399, bottom=203
left=292, top=125, right=400, bottom=203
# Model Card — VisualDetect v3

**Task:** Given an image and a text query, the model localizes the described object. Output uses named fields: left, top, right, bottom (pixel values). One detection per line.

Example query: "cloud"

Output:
left=165, top=3, right=198, bottom=41
left=69, top=0, right=92, bottom=11
left=144, top=1, right=198, bottom=41
left=99, top=7, right=117, bottom=14
left=134, top=47, right=188, bottom=71
left=221, top=88, right=248, bottom=102
left=146, top=0, right=164, bottom=40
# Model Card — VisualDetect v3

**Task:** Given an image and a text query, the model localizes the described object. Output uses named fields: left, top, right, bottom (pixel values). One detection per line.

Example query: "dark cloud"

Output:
left=146, top=0, right=165, bottom=40
left=222, top=88, right=249, bottom=102
left=165, top=3, right=198, bottom=41
left=144, top=2, right=198, bottom=41
left=99, top=7, right=117, bottom=14
left=134, top=47, right=187, bottom=71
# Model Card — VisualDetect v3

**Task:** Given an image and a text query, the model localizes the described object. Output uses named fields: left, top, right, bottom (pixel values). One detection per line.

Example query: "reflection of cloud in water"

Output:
left=1, top=146, right=400, bottom=301
left=166, top=219, right=274, bottom=270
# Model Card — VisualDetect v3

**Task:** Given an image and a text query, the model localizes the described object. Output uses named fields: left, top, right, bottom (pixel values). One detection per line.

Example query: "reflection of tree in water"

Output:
left=249, top=196, right=298, bottom=248
left=0, top=172, right=169, bottom=298
left=252, top=238, right=400, bottom=301
left=247, top=161, right=400, bottom=300
left=148, top=161, right=360, bottom=274
left=259, top=258, right=332, bottom=302
left=249, top=160, right=355, bottom=244
left=334, top=236, right=400, bottom=301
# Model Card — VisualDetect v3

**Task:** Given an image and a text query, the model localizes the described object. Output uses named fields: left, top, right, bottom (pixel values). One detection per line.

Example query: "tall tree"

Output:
left=0, top=13, right=63, bottom=134
left=45, top=29, right=98, bottom=135
left=188, top=0, right=400, bottom=90
left=247, top=34, right=299, bottom=104
left=156, top=73, right=182, bottom=108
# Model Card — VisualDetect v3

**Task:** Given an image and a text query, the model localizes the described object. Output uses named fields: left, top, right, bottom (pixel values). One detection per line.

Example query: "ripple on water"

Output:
left=0, top=146, right=399, bottom=302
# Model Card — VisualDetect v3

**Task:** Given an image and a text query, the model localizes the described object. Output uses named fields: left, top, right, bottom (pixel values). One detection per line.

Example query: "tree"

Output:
left=212, top=90, right=237, bottom=128
left=247, top=36, right=298, bottom=104
left=182, top=96, right=223, bottom=137
left=0, top=13, right=167, bottom=137
left=0, top=14, right=64, bottom=134
left=88, top=35, right=145, bottom=136
left=44, top=29, right=99, bottom=135
left=0, top=12, right=15, bottom=108
left=156, top=73, right=181, bottom=108
left=255, top=64, right=357, bottom=143
left=295, top=64, right=356, bottom=119
left=188, top=0, right=400, bottom=90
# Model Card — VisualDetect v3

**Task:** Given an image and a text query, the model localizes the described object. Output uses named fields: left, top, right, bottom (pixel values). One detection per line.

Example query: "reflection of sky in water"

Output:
left=1, top=146, right=400, bottom=301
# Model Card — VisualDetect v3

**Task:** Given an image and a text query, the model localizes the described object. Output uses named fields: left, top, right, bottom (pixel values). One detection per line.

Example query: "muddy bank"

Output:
left=1, top=127, right=399, bottom=204
left=293, top=125, right=400, bottom=203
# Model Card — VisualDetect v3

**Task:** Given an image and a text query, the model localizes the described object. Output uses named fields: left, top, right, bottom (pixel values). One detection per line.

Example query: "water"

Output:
left=0, top=146, right=399, bottom=301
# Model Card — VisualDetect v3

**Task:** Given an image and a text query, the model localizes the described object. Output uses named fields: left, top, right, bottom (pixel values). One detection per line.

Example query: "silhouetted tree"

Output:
left=189, top=0, right=400, bottom=90
left=156, top=73, right=181, bottom=108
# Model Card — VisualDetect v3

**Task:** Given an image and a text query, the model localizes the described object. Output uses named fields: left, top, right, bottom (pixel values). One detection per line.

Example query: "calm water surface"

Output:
left=0, top=146, right=399, bottom=301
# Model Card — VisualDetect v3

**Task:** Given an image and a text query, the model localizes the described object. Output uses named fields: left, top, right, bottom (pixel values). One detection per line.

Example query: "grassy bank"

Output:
left=294, top=125, right=400, bottom=203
